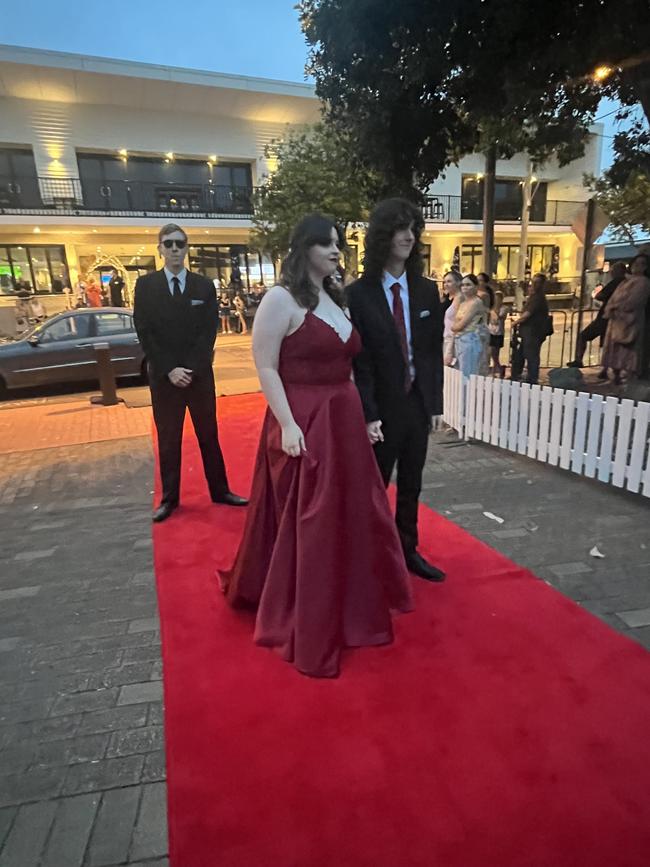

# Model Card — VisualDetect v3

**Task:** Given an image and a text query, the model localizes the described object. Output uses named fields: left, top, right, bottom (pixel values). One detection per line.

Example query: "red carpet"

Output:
left=153, top=393, right=650, bottom=867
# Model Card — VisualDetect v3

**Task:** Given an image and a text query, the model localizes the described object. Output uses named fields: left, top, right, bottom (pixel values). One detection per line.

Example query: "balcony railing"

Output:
left=0, top=175, right=256, bottom=219
left=423, top=195, right=583, bottom=226
left=0, top=175, right=583, bottom=227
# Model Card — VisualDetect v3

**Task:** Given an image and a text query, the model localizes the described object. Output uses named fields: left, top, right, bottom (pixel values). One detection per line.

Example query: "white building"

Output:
left=0, top=44, right=601, bottom=319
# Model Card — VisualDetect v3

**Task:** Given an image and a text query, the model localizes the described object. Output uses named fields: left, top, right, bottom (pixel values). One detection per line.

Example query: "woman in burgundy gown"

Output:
left=220, top=215, right=413, bottom=678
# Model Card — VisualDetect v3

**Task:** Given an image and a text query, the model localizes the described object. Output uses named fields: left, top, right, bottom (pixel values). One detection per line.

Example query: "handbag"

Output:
left=544, top=314, right=554, bottom=337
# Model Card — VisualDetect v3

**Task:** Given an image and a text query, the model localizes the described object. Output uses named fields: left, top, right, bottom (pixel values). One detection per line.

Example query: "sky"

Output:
left=2, top=0, right=644, bottom=176
left=2, top=0, right=310, bottom=82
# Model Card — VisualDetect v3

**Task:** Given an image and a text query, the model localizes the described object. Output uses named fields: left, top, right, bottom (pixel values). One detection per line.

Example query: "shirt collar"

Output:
left=382, top=270, right=408, bottom=293
left=164, top=267, right=187, bottom=289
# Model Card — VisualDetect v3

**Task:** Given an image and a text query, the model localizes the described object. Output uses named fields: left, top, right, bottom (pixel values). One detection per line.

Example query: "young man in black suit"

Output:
left=134, top=223, right=247, bottom=522
left=347, top=199, right=445, bottom=582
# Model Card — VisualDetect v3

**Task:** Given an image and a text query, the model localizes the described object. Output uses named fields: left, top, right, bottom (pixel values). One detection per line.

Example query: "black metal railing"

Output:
left=0, top=174, right=583, bottom=226
left=0, top=175, right=256, bottom=219
left=423, top=195, right=583, bottom=225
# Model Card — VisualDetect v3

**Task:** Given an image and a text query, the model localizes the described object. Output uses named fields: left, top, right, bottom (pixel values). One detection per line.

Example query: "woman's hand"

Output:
left=281, top=422, right=306, bottom=457
left=366, top=420, right=384, bottom=444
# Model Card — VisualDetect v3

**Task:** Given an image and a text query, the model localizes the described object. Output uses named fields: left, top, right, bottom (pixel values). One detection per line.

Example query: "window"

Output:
left=461, top=245, right=482, bottom=274
left=39, top=315, right=90, bottom=343
left=189, top=244, right=270, bottom=290
left=77, top=152, right=253, bottom=212
left=0, top=147, right=42, bottom=208
left=95, top=312, right=133, bottom=336
left=0, top=245, right=69, bottom=294
left=461, top=243, right=557, bottom=278
left=461, top=176, right=548, bottom=222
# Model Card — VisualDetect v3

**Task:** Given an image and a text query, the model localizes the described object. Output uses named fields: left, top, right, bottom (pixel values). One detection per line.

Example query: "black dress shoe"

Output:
left=405, top=552, right=446, bottom=582
left=212, top=491, right=249, bottom=507
left=152, top=502, right=177, bottom=523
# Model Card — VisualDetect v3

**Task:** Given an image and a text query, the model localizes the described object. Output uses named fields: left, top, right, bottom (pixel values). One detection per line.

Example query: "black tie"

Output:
left=172, top=276, right=182, bottom=300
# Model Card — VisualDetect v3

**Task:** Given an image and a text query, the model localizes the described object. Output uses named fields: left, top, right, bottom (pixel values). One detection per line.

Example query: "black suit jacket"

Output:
left=347, top=274, right=444, bottom=422
left=133, top=269, right=218, bottom=380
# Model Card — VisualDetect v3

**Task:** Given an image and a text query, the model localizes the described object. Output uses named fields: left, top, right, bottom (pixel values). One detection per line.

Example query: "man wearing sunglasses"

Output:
left=134, top=223, right=247, bottom=522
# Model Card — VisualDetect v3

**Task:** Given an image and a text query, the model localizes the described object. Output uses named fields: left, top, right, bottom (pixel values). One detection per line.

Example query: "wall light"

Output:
left=33, top=226, right=41, bottom=234
left=209, top=154, right=217, bottom=163
left=165, top=152, right=174, bottom=160
left=118, top=148, right=128, bottom=157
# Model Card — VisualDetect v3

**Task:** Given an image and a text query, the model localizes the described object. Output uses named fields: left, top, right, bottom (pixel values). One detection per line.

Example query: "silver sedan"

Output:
left=0, top=308, right=146, bottom=397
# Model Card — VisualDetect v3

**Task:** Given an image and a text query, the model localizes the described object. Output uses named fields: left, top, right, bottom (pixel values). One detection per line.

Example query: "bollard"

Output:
left=90, top=342, right=119, bottom=406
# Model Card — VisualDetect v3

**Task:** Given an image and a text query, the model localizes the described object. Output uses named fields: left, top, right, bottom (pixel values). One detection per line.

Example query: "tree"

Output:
left=251, top=123, right=381, bottom=259
left=589, top=118, right=650, bottom=239
left=300, top=0, right=650, bottom=269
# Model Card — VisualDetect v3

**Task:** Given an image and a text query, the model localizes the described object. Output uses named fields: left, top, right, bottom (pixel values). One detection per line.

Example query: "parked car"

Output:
left=0, top=308, right=146, bottom=397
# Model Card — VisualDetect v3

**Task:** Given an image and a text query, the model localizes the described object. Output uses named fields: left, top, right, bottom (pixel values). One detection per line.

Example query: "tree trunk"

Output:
left=482, top=144, right=497, bottom=276
left=516, top=161, right=533, bottom=308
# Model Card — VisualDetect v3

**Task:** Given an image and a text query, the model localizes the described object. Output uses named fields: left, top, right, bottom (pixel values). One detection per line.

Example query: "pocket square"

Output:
left=191, top=299, right=205, bottom=306
left=419, top=309, right=431, bottom=318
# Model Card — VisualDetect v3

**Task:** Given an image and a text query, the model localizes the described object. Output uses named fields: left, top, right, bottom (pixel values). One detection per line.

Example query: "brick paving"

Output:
left=0, top=403, right=151, bottom=455
left=0, top=337, right=648, bottom=865
left=0, top=437, right=167, bottom=866
left=423, top=429, right=650, bottom=652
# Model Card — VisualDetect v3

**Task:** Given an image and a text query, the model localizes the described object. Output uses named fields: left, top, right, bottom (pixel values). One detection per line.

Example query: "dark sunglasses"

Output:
left=162, top=239, right=187, bottom=249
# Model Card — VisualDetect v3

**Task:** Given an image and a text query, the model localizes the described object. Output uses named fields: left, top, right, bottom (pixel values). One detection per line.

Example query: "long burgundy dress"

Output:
left=220, top=310, right=414, bottom=678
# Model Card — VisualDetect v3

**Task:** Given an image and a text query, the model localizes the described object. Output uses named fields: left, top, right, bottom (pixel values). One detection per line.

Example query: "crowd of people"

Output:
left=438, top=251, right=650, bottom=387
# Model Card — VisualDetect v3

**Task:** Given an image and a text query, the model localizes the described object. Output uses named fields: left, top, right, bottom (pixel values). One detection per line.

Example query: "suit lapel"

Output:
left=156, top=269, right=174, bottom=307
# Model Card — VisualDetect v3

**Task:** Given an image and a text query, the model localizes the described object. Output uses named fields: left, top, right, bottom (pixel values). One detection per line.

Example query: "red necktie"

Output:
left=390, top=282, right=412, bottom=392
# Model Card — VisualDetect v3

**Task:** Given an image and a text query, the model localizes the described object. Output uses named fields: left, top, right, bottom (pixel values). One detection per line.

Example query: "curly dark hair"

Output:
left=279, top=214, right=345, bottom=310
left=362, top=198, right=425, bottom=282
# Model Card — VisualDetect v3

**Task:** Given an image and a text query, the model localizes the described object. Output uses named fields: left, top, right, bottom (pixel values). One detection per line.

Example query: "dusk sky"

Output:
left=2, top=0, right=639, bottom=172
left=3, top=0, right=310, bottom=82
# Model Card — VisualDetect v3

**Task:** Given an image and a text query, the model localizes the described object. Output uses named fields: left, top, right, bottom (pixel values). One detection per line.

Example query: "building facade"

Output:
left=0, top=44, right=601, bottom=327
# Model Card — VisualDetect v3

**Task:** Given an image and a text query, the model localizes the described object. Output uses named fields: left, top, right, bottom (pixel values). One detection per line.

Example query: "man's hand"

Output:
left=168, top=367, right=193, bottom=387
left=366, top=420, right=384, bottom=445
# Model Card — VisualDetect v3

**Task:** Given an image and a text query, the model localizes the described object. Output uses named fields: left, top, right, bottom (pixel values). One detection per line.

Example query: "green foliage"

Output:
left=589, top=118, right=650, bottom=238
left=251, top=123, right=381, bottom=257
left=299, top=0, right=650, bottom=196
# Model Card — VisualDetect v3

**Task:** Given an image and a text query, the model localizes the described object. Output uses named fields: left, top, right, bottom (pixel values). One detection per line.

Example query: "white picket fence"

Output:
left=443, top=367, right=650, bottom=498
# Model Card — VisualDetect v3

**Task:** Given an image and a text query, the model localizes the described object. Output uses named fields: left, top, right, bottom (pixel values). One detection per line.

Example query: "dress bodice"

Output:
left=279, top=310, right=361, bottom=386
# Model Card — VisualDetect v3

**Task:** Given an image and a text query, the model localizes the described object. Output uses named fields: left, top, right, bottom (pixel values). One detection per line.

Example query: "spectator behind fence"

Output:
left=601, top=253, right=650, bottom=385
left=511, top=273, right=550, bottom=385
left=477, top=272, right=495, bottom=310
left=442, top=271, right=462, bottom=366
left=567, top=261, right=627, bottom=376
left=451, top=274, right=486, bottom=379
left=488, top=290, right=508, bottom=377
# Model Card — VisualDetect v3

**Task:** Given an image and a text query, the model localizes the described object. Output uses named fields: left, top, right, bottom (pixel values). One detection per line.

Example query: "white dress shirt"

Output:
left=382, top=270, right=415, bottom=377
left=164, top=267, right=187, bottom=296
